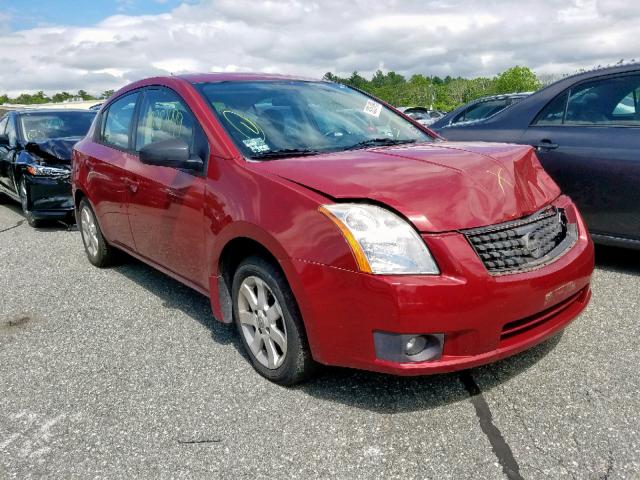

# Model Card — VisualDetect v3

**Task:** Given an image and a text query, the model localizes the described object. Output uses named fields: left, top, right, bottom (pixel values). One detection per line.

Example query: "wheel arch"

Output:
left=213, top=234, right=290, bottom=325
left=74, top=188, right=87, bottom=210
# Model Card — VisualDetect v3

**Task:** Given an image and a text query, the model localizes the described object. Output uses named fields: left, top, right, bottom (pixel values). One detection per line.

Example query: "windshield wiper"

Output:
left=343, top=138, right=417, bottom=151
left=250, top=148, right=321, bottom=160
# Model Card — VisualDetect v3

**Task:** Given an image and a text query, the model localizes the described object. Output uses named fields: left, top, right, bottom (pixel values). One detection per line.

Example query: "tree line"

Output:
left=0, top=89, right=115, bottom=105
left=323, top=66, right=542, bottom=111
left=1, top=66, right=542, bottom=111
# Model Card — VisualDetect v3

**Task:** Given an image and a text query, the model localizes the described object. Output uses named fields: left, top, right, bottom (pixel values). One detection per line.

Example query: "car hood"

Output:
left=251, top=141, right=561, bottom=232
left=25, top=137, right=81, bottom=164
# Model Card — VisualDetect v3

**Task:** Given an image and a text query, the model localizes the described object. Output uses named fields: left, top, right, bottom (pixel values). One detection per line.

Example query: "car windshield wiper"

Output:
left=250, top=148, right=321, bottom=160
left=343, top=138, right=417, bottom=151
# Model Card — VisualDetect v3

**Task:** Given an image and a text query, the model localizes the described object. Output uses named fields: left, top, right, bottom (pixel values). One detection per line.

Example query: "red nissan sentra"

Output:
left=72, top=73, right=594, bottom=384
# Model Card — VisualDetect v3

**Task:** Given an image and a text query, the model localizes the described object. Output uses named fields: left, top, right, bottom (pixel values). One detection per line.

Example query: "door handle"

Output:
left=123, top=177, right=139, bottom=193
left=535, top=139, right=559, bottom=151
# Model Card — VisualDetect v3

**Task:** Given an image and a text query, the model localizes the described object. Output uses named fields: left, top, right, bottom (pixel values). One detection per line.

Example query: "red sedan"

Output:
left=72, top=73, right=594, bottom=384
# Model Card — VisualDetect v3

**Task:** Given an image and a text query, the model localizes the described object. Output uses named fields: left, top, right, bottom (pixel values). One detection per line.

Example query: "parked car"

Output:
left=397, top=107, right=444, bottom=126
left=72, top=74, right=594, bottom=384
left=431, top=64, right=640, bottom=248
left=430, top=93, right=531, bottom=130
left=0, top=109, right=96, bottom=226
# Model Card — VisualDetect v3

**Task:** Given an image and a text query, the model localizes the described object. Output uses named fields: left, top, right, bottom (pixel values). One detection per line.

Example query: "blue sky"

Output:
left=0, top=0, right=184, bottom=30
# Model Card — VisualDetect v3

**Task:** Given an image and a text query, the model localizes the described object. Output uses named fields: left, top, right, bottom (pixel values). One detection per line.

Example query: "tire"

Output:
left=18, top=177, right=42, bottom=228
left=232, top=256, right=317, bottom=385
left=78, top=198, right=116, bottom=268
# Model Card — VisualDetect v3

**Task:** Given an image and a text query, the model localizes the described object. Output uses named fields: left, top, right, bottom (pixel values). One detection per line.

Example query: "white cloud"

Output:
left=0, top=0, right=638, bottom=96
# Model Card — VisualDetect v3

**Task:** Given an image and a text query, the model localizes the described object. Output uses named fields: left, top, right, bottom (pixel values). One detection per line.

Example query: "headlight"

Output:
left=320, top=203, right=439, bottom=274
left=26, top=164, right=70, bottom=177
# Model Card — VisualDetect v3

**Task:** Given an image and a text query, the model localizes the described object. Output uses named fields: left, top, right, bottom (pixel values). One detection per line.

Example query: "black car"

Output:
left=0, top=109, right=96, bottom=227
left=430, top=92, right=531, bottom=130
left=431, top=64, right=640, bottom=249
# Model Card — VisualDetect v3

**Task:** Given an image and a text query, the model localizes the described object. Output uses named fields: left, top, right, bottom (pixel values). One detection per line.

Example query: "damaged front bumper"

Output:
left=23, top=172, right=74, bottom=219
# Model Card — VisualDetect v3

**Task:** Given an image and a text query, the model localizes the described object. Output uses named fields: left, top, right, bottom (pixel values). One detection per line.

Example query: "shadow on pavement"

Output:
left=0, top=202, right=76, bottom=231
left=112, top=253, right=563, bottom=413
left=297, top=334, right=562, bottom=413
left=112, top=256, right=237, bottom=348
left=594, top=244, right=640, bottom=275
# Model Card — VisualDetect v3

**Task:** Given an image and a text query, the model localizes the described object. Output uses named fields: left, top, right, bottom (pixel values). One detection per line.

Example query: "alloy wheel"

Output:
left=237, top=275, right=288, bottom=369
left=80, top=205, right=99, bottom=258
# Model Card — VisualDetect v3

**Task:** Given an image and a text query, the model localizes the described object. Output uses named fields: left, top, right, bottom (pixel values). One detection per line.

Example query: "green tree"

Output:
left=51, top=91, right=73, bottom=103
left=322, top=72, right=339, bottom=82
left=100, top=89, right=115, bottom=99
left=493, top=66, right=541, bottom=94
left=346, top=71, right=368, bottom=90
left=77, top=89, right=97, bottom=101
left=13, top=91, right=51, bottom=104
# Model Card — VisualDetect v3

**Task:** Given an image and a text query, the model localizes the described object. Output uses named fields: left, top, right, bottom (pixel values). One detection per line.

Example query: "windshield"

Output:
left=197, top=81, right=433, bottom=158
left=20, top=111, right=96, bottom=142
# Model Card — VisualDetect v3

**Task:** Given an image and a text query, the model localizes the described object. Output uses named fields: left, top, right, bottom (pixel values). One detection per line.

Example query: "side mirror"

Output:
left=139, top=138, right=203, bottom=171
left=0, top=134, right=9, bottom=147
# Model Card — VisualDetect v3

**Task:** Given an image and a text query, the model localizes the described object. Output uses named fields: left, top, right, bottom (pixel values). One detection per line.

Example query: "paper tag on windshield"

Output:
left=363, top=99, right=382, bottom=118
left=243, top=137, right=270, bottom=153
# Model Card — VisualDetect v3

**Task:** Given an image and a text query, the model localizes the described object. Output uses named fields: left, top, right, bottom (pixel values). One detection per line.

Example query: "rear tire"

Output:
left=78, top=198, right=115, bottom=267
left=19, top=178, right=42, bottom=228
left=232, top=256, right=317, bottom=385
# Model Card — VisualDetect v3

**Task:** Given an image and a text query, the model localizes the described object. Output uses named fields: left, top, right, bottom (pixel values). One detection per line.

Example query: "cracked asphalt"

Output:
left=0, top=200, right=638, bottom=479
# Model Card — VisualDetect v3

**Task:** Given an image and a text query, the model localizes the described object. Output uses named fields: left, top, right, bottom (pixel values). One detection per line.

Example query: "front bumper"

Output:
left=286, top=196, right=595, bottom=375
left=24, top=174, right=74, bottom=218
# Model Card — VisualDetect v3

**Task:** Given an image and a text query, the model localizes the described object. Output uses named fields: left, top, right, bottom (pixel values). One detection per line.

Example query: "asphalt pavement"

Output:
left=0, top=201, right=638, bottom=479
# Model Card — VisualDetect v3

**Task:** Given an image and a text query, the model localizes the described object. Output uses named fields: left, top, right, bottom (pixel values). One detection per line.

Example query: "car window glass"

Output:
left=613, top=86, right=639, bottom=115
left=102, top=92, right=139, bottom=149
left=533, top=92, right=568, bottom=126
left=20, top=112, right=95, bottom=142
left=0, top=117, right=7, bottom=137
left=199, top=81, right=432, bottom=157
left=136, top=88, right=196, bottom=153
left=453, top=99, right=509, bottom=124
left=6, top=117, right=17, bottom=147
left=565, top=75, right=640, bottom=126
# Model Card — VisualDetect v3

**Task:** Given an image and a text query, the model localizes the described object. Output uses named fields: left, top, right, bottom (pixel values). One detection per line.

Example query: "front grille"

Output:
left=464, top=207, right=577, bottom=274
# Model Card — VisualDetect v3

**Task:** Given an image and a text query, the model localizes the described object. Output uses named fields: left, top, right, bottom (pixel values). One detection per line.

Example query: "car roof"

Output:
left=177, top=72, right=319, bottom=83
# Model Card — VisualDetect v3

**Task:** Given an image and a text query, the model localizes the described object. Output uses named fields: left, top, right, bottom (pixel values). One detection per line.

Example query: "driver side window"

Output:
left=135, top=87, right=208, bottom=166
left=0, top=117, right=7, bottom=139
left=6, top=117, right=17, bottom=147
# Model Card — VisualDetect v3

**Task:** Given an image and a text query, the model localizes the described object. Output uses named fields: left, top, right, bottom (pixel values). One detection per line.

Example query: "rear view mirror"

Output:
left=0, top=134, right=9, bottom=147
left=139, top=138, right=203, bottom=171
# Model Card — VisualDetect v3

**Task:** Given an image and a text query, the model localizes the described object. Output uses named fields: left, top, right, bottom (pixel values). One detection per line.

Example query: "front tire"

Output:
left=19, top=178, right=42, bottom=228
left=232, top=256, right=316, bottom=385
left=78, top=198, right=115, bottom=267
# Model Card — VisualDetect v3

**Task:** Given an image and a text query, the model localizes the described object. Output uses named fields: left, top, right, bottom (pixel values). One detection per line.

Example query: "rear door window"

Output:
left=564, top=74, right=640, bottom=126
left=452, top=99, right=510, bottom=124
left=101, top=92, right=139, bottom=149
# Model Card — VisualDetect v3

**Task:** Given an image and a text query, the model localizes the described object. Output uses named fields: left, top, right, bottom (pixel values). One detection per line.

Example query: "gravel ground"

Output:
left=0, top=201, right=638, bottom=479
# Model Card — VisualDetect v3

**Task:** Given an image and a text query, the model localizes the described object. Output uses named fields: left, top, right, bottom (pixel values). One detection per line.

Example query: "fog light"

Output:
left=405, top=335, right=428, bottom=356
left=373, top=332, right=444, bottom=363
